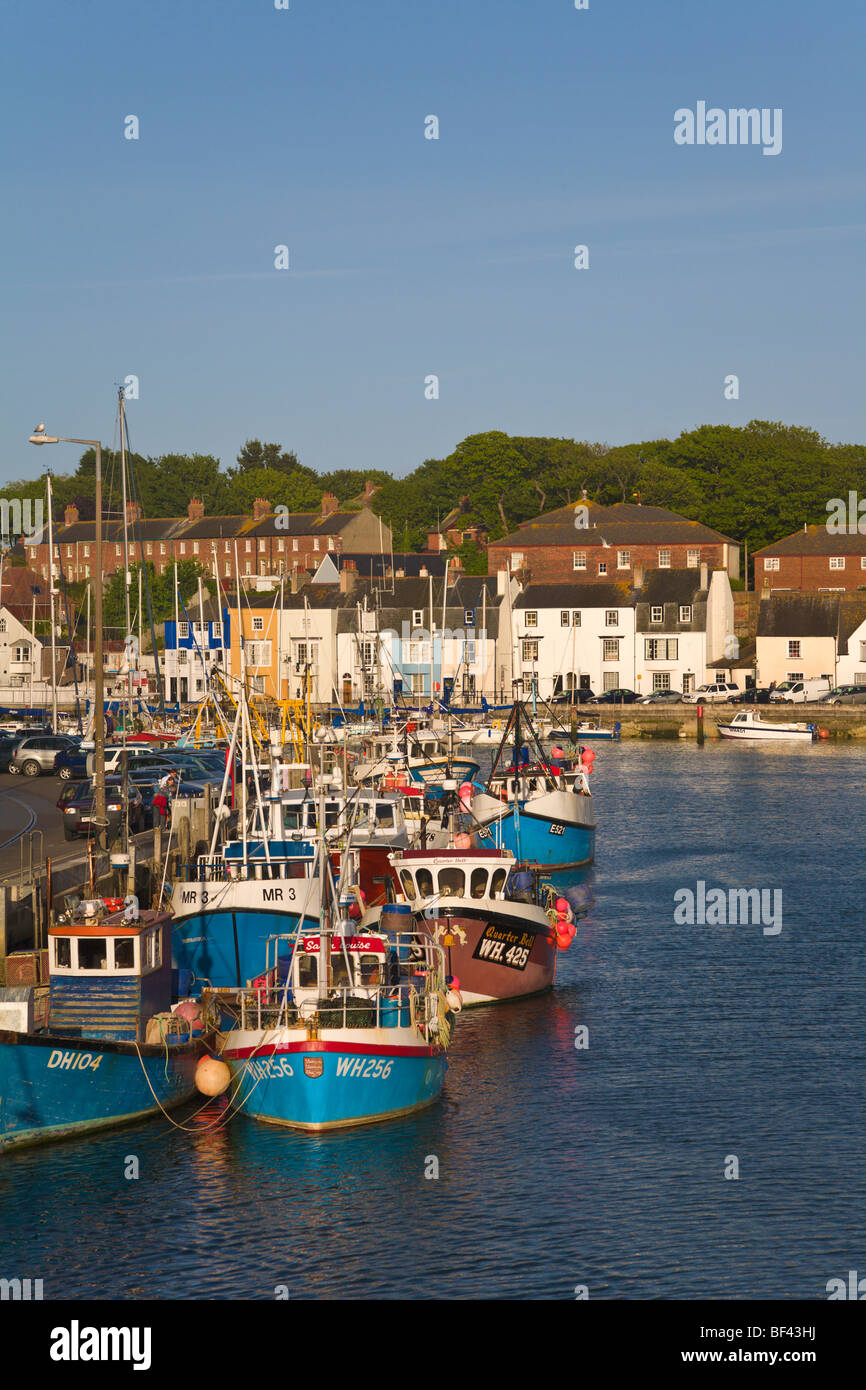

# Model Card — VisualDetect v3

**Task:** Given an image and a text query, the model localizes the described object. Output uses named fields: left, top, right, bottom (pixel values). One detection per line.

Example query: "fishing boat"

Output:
left=468, top=704, right=597, bottom=869
left=717, top=710, right=817, bottom=743
left=0, top=900, right=202, bottom=1152
left=213, top=859, right=454, bottom=1130
left=387, top=847, right=573, bottom=1005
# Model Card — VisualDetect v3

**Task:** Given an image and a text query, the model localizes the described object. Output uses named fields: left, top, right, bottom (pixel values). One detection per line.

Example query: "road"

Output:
left=0, top=772, right=110, bottom=878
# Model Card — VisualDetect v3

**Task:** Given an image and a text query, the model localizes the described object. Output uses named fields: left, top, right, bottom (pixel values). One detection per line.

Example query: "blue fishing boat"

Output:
left=468, top=703, right=597, bottom=869
left=215, top=883, right=454, bottom=1131
left=0, top=901, right=201, bottom=1152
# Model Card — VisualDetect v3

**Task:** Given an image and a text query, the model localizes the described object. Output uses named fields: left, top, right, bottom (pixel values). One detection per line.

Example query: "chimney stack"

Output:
left=633, top=562, right=644, bottom=591
left=321, top=492, right=339, bottom=517
left=340, top=560, right=358, bottom=594
left=126, top=500, right=141, bottom=526
left=363, top=479, right=376, bottom=502
left=252, top=497, right=271, bottom=521
left=64, top=503, right=79, bottom=527
left=496, top=568, right=508, bottom=596
left=700, top=561, right=708, bottom=591
left=187, top=498, right=205, bottom=522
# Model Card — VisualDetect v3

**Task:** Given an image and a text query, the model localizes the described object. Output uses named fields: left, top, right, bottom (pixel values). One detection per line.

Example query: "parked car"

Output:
left=816, top=684, right=866, bottom=705
left=56, top=779, right=90, bottom=811
left=10, top=734, right=79, bottom=777
left=0, top=733, right=23, bottom=766
left=681, top=683, right=740, bottom=704
left=729, top=687, right=772, bottom=705
left=61, top=779, right=145, bottom=841
left=769, top=678, right=832, bottom=704
left=587, top=688, right=640, bottom=705
left=637, top=689, right=683, bottom=704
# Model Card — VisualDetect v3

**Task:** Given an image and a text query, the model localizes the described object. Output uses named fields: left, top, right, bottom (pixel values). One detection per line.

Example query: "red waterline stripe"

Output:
left=225, top=1040, right=439, bottom=1060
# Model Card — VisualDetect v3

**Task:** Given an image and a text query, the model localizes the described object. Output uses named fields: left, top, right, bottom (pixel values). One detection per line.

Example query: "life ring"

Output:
left=492, top=720, right=502, bottom=731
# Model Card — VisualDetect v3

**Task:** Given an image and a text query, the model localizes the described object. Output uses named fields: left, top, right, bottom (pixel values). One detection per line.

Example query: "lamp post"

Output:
left=29, top=425, right=106, bottom=848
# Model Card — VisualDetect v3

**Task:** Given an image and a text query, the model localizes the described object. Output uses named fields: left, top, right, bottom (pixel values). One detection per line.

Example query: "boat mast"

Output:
left=46, top=474, right=58, bottom=733
left=118, top=388, right=134, bottom=731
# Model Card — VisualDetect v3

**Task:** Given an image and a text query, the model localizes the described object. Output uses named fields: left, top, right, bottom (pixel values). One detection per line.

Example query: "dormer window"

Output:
left=650, top=606, right=663, bottom=623
left=413, top=609, right=424, bottom=627
left=679, top=605, right=692, bottom=623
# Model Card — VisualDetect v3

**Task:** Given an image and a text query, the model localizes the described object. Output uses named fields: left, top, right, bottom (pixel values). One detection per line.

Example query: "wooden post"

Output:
left=696, top=702, right=705, bottom=746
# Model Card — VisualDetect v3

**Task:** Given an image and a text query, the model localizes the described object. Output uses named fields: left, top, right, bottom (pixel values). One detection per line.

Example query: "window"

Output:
left=605, top=610, right=618, bottom=627
left=511, top=552, right=524, bottom=570
left=855, top=670, right=866, bottom=684
left=83, top=544, right=90, bottom=557
left=603, top=639, right=619, bottom=661
left=296, top=643, right=308, bottom=665
left=464, top=640, right=476, bottom=664
left=861, top=558, right=866, bottom=570
left=160, top=542, right=166, bottom=555
left=645, top=638, right=678, bottom=660
left=787, top=672, right=804, bottom=682
left=178, top=622, right=189, bottom=640
left=146, top=542, right=153, bottom=556
left=652, top=672, right=671, bottom=691
left=193, top=542, right=199, bottom=554
left=679, top=605, right=692, bottom=623
left=78, top=937, right=109, bottom=971
left=658, top=549, right=671, bottom=568
left=522, top=640, right=539, bottom=662
left=115, top=544, right=121, bottom=557
left=224, top=540, right=231, bottom=553
left=860, top=642, right=866, bottom=662
left=259, top=538, right=266, bottom=552
left=788, top=641, right=801, bottom=658
left=603, top=670, right=619, bottom=691
left=687, top=549, right=700, bottom=568
left=114, top=937, right=135, bottom=969
left=561, top=611, right=570, bottom=627
left=293, top=539, right=299, bottom=551
left=313, top=538, right=320, bottom=551
left=411, top=673, right=425, bottom=695
left=764, top=557, right=780, bottom=571
left=598, top=561, right=607, bottom=575
left=829, top=557, right=845, bottom=570
left=212, top=622, right=222, bottom=640
left=179, top=542, right=186, bottom=555
left=297, top=953, right=317, bottom=988
left=328, top=537, right=335, bottom=550
left=252, top=616, right=264, bottom=632
left=277, top=538, right=285, bottom=551
left=177, top=649, right=188, bottom=665
left=572, top=611, right=580, bottom=626
left=470, top=867, right=489, bottom=899
left=573, top=552, right=586, bottom=571
left=53, top=936, right=71, bottom=968
left=245, top=540, right=252, bottom=553
left=407, top=641, right=430, bottom=664
left=525, top=611, right=538, bottom=627
left=400, top=870, right=416, bottom=901
left=617, top=550, right=630, bottom=569
left=650, top=605, right=663, bottom=623
left=66, top=545, right=72, bottom=557
left=438, top=868, right=465, bottom=897
left=0, top=619, right=5, bottom=633
left=413, top=609, right=424, bottom=627
left=464, top=609, right=475, bottom=626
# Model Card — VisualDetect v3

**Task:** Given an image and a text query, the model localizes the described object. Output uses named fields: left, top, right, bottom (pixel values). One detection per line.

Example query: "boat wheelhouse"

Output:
left=0, top=901, right=201, bottom=1152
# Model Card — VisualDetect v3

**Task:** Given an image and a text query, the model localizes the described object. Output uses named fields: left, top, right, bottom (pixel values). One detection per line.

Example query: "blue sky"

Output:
left=1, top=0, right=863, bottom=488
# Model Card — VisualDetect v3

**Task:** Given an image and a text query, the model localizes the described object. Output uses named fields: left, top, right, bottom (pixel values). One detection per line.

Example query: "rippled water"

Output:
left=2, top=740, right=864, bottom=1299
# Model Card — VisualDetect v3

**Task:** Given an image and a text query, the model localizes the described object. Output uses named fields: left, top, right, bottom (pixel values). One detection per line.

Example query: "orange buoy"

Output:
left=555, top=931, right=572, bottom=950
left=195, top=1056, right=232, bottom=1097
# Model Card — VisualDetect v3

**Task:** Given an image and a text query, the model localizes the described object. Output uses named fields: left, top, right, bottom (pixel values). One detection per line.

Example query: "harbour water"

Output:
left=2, top=740, right=864, bottom=1300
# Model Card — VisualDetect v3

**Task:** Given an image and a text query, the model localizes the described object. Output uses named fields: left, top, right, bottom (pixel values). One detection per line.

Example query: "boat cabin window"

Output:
left=416, top=868, right=434, bottom=897
left=324, top=802, right=341, bottom=829
left=78, top=937, right=108, bottom=971
left=143, top=930, right=161, bottom=971
left=283, top=807, right=303, bottom=831
left=470, top=867, right=489, bottom=898
left=438, top=868, right=465, bottom=897
left=54, top=936, right=71, bottom=968
left=491, top=868, right=508, bottom=897
left=114, top=937, right=135, bottom=969
left=400, top=870, right=416, bottom=901
left=375, top=802, right=395, bottom=827
left=297, top=953, right=318, bottom=988
left=359, top=957, right=381, bottom=986
left=332, top=953, right=351, bottom=988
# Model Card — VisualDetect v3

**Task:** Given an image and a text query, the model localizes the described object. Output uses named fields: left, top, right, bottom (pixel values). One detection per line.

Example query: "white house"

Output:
left=0, top=606, right=44, bottom=699
left=754, top=595, right=839, bottom=688
left=633, top=566, right=734, bottom=696
left=512, top=584, right=636, bottom=698
left=826, top=602, right=866, bottom=687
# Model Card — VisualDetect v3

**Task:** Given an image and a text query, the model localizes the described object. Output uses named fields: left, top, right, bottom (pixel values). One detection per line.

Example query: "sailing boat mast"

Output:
left=46, top=475, right=58, bottom=733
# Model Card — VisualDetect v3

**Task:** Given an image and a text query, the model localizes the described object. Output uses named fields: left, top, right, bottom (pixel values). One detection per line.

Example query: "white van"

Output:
left=769, top=678, right=832, bottom=704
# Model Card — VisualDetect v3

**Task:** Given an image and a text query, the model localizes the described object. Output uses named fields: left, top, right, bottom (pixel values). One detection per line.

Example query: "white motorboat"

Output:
left=717, top=710, right=817, bottom=743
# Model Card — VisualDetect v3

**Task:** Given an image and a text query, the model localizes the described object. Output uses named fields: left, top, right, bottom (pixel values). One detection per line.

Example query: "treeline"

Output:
left=4, top=422, right=865, bottom=560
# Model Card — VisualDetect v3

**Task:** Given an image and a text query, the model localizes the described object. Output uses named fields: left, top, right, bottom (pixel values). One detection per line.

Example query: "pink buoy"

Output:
left=450, top=976, right=460, bottom=991
left=556, top=931, right=571, bottom=951
left=551, top=745, right=564, bottom=759
left=454, top=832, right=472, bottom=849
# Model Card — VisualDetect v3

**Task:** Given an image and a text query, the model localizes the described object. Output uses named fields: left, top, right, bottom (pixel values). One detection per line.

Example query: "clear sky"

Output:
left=1, top=0, right=863, bottom=488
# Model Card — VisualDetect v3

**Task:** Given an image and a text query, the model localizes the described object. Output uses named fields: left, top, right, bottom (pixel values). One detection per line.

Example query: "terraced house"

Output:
left=487, top=501, right=739, bottom=587
left=26, top=494, right=392, bottom=586
left=754, top=524, right=866, bottom=593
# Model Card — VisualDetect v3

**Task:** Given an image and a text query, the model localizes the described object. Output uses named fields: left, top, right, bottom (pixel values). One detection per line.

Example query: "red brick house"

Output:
left=487, top=502, right=739, bottom=586
left=25, top=495, right=392, bottom=587
left=753, top=525, right=866, bottom=593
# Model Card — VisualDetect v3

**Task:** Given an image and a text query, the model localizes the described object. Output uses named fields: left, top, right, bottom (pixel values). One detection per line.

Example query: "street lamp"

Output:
left=29, top=424, right=106, bottom=848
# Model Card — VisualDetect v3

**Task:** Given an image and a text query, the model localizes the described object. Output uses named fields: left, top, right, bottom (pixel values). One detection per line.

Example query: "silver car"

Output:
left=10, top=734, right=78, bottom=777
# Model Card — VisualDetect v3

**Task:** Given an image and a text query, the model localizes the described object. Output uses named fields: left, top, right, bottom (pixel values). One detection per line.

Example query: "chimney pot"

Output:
left=63, top=503, right=80, bottom=526
left=321, top=492, right=339, bottom=516
left=187, top=497, right=205, bottom=522
left=252, top=497, right=271, bottom=521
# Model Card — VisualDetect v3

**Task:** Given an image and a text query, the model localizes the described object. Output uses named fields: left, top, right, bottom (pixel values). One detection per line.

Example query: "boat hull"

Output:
left=171, top=885, right=320, bottom=990
left=422, top=906, right=557, bottom=1005
left=222, top=1033, right=447, bottom=1130
left=0, top=1030, right=200, bottom=1152
left=471, top=789, right=596, bottom=868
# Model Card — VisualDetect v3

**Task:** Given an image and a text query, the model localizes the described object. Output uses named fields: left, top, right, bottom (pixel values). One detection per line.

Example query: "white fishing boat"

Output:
left=717, top=710, right=817, bottom=743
